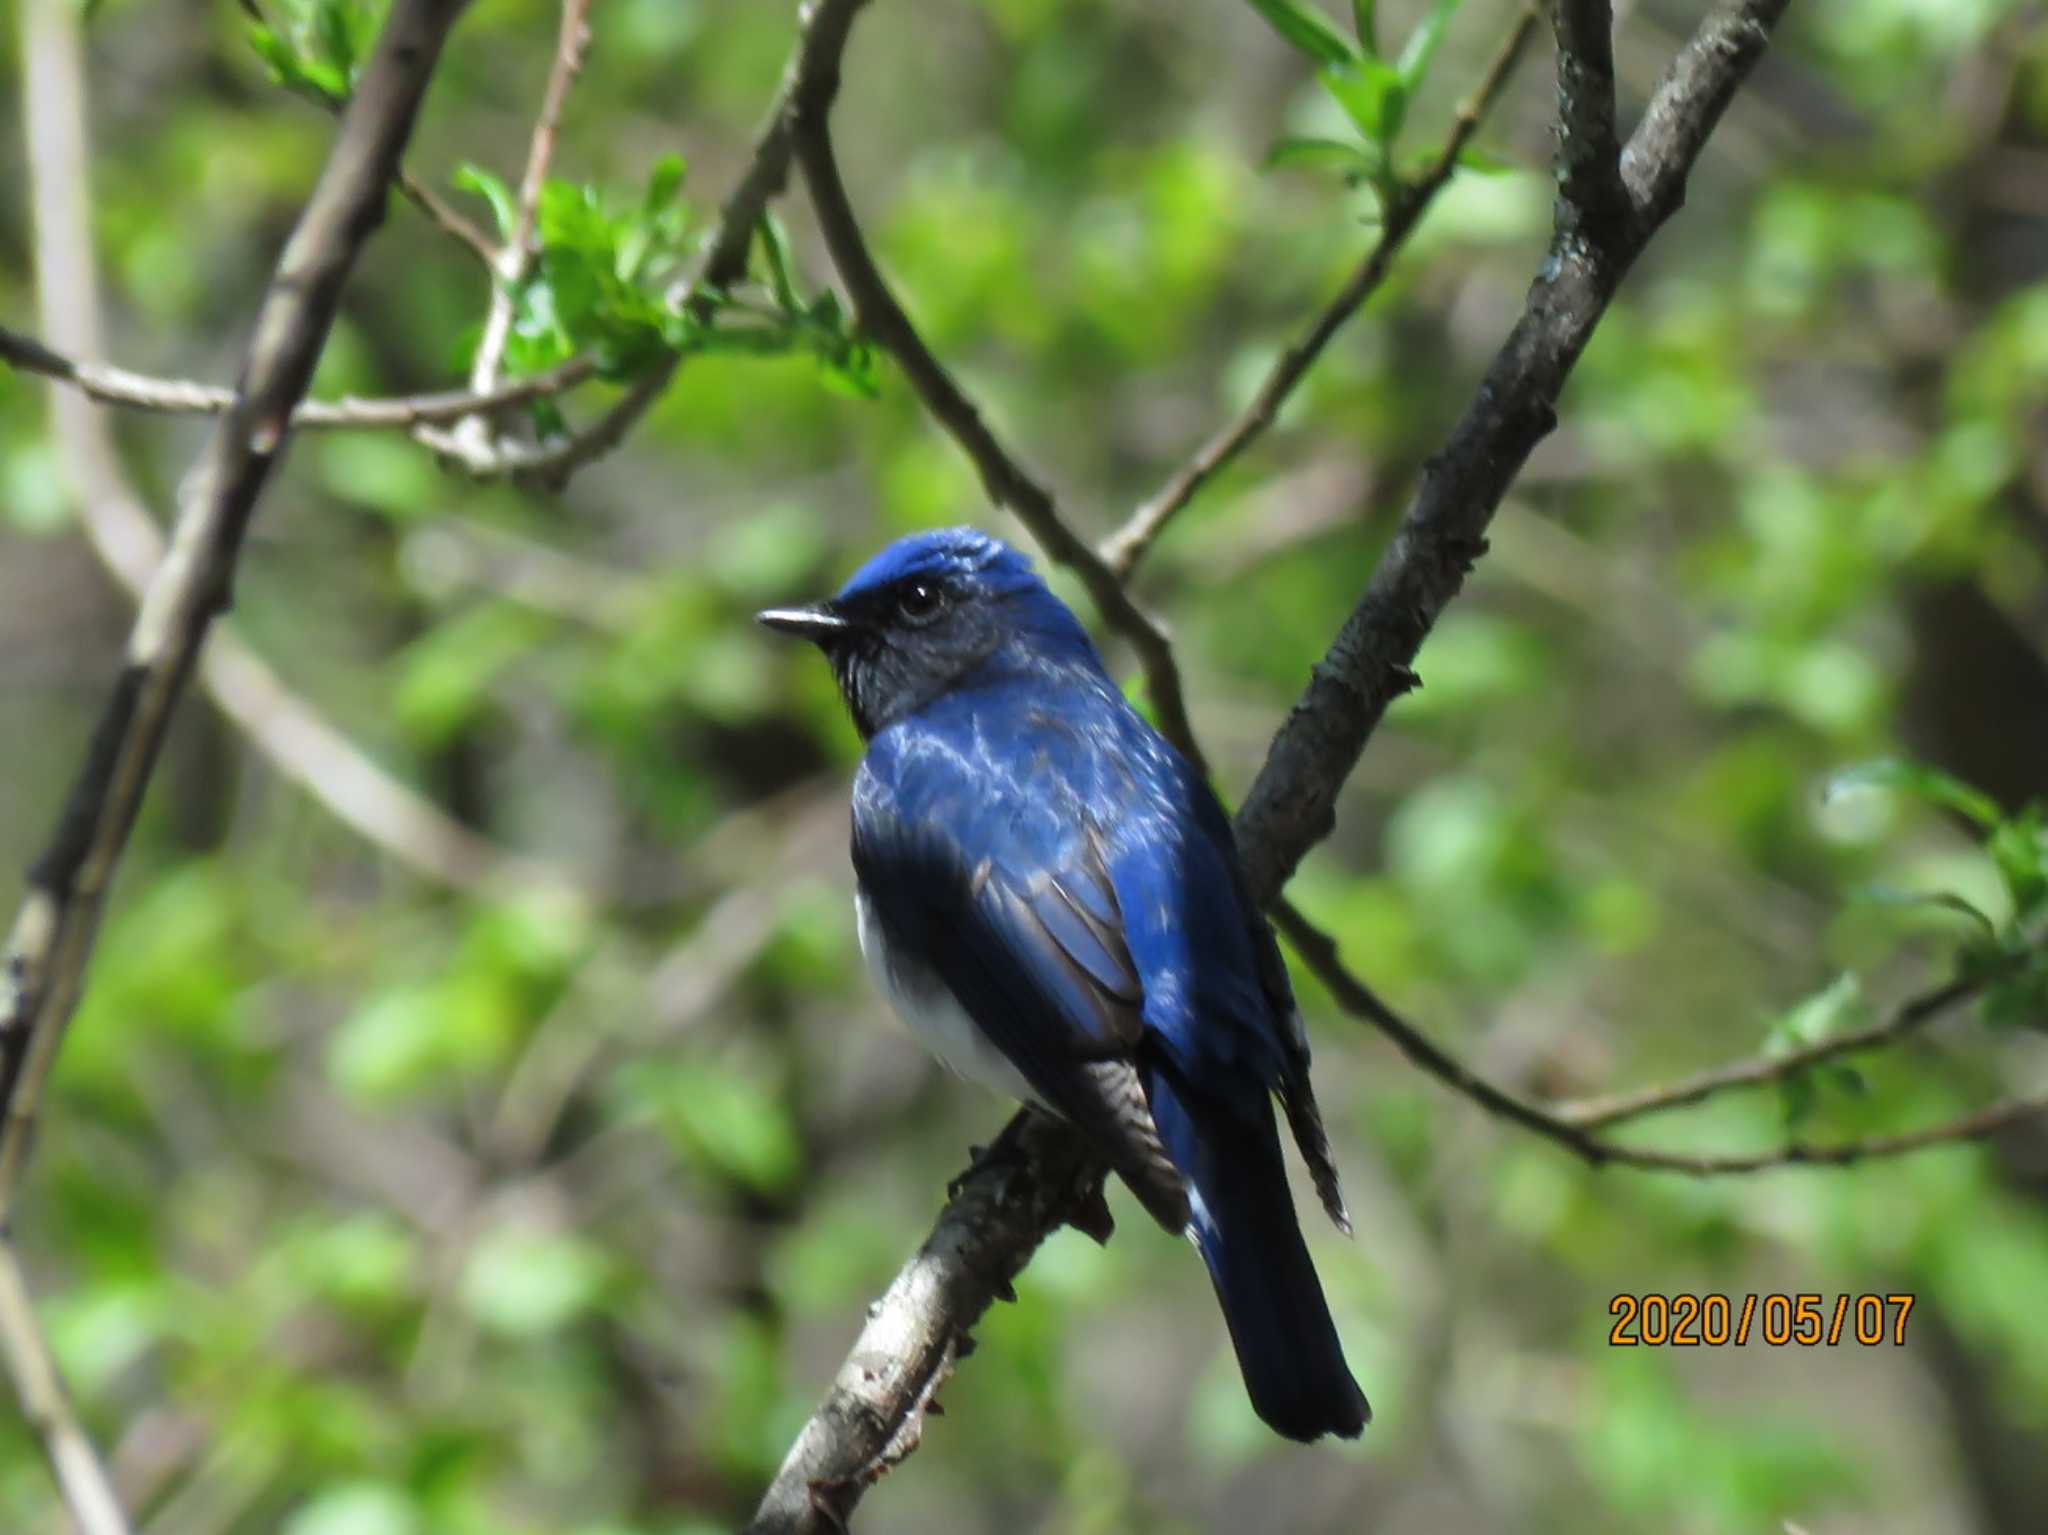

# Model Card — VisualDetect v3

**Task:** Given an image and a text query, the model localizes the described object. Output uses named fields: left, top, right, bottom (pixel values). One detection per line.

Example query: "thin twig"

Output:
left=454, top=0, right=596, bottom=458
left=0, top=325, right=595, bottom=428
left=786, top=0, right=1211, bottom=777
left=1269, top=898, right=1614, bottom=1163
left=396, top=166, right=500, bottom=268
left=0, top=0, right=477, bottom=1219
left=1276, top=898, right=2040, bottom=1174
left=0, top=14, right=160, bottom=1535
left=424, top=1, right=835, bottom=485
left=1550, top=972, right=1993, bottom=1129
left=0, top=2, right=467, bottom=1528
left=243, top=0, right=499, bottom=269
left=1601, top=1092, right=2048, bottom=1173
left=1100, top=2, right=1544, bottom=582
left=0, top=1249, right=129, bottom=1535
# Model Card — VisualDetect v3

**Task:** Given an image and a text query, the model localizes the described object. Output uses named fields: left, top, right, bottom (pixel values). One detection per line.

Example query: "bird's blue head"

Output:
left=756, top=526, right=1098, bottom=736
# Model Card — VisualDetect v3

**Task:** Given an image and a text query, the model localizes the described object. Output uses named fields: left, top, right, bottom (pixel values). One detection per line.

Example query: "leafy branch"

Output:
left=1252, top=0, right=1480, bottom=203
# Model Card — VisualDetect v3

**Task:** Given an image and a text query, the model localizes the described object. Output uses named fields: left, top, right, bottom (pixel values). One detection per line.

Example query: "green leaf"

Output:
left=283, top=1483, right=418, bottom=1535
left=643, top=151, right=687, bottom=216
left=757, top=213, right=802, bottom=316
left=1320, top=57, right=1407, bottom=146
left=1396, top=0, right=1463, bottom=89
left=1988, top=806, right=2048, bottom=920
left=460, top=1227, right=613, bottom=1337
left=1981, top=951, right=2048, bottom=1032
left=1243, top=0, right=1359, bottom=65
left=313, top=0, right=357, bottom=78
left=1454, top=145, right=1518, bottom=175
left=391, top=603, right=548, bottom=746
left=454, top=162, right=517, bottom=241
left=1827, top=758, right=2001, bottom=830
left=1352, top=0, right=1378, bottom=55
left=1265, top=135, right=1383, bottom=179
left=1848, top=884, right=1998, bottom=938
left=1764, top=972, right=1868, bottom=1055
left=1777, top=1070, right=1817, bottom=1130
left=818, top=337, right=879, bottom=399
left=614, top=1060, right=804, bottom=1197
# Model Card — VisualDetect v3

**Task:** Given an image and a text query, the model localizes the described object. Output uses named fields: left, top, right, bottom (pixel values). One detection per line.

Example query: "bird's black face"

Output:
left=758, top=568, right=1005, bottom=738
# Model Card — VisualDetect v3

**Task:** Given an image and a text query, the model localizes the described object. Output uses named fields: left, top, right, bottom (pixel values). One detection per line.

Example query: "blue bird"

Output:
left=757, top=526, right=1368, bottom=1441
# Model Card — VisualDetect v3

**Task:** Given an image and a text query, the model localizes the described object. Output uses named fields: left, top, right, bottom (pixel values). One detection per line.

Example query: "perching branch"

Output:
left=0, top=324, right=595, bottom=429
left=742, top=1111, right=1108, bottom=1535
left=1099, top=2, right=1544, bottom=583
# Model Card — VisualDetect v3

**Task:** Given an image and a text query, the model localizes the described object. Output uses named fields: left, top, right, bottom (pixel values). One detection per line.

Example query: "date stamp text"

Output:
left=1608, top=1293, right=1915, bottom=1347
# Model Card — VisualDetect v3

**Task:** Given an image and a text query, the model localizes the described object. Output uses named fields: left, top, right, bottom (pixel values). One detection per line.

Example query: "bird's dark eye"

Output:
left=896, top=580, right=946, bottom=625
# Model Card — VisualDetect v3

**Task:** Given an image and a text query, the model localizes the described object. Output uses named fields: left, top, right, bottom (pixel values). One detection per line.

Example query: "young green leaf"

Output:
left=1827, top=758, right=2002, bottom=831
left=1764, top=972, right=1868, bottom=1055
left=1776, top=1071, right=1817, bottom=1130
left=1849, top=884, right=1998, bottom=937
left=1988, top=806, right=2048, bottom=921
left=454, top=163, right=518, bottom=242
left=1396, top=0, right=1464, bottom=89
left=1266, top=135, right=1384, bottom=179
left=1352, top=0, right=1378, bottom=56
left=1980, top=950, right=2048, bottom=1032
left=1320, top=57, right=1408, bottom=146
left=313, top=0, right=357, bottom=79
left=1453, top=145, right=1518, bottom=175
left=643, top=152, right=687, bottom=217
left=757, top=213, right=803, bottom=316
left=1244, top=0, right=1360, bottom=66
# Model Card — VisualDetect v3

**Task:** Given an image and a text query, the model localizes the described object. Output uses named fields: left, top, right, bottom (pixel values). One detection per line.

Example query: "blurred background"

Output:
left=6, top=0, right=2048, bottom=1531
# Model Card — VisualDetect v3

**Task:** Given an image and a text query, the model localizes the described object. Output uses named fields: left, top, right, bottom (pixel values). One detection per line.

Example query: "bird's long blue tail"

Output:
left=1145, top=1061, right=1369, bottom=1441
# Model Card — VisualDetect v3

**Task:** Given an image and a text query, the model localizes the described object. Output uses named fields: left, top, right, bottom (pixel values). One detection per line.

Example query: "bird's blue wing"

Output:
left=1092, top=715, right=1350, bottom=1233
left=852, top=722, right=1188, bottom=1229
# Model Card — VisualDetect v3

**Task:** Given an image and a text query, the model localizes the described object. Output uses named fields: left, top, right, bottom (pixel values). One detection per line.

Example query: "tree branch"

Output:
left=1550, top=0, right=1626, bottom=240
left=395, top=165, right=501, bottom=268
left=1233, top=0, right=1790, bottom=904
left=1275, top=898, right=2041, bottom=1176
left=0, top=2, right=467, bottom=1528
left=742, top=1111, right=1107, bottom=1535
left=1100, top=1, right=1544, bottom=583
left=0, top=324, right=595, bottom=428
left=0, top=0, right=474, bottom=1266
left=1550, top=972, right=1993, bottom=1130
left=785, top=0, right=1212, bottom=777
left=0, top=1249, right=128, bottom=1535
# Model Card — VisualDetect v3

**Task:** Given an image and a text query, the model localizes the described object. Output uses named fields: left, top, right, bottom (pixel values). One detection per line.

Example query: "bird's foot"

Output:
left=945, top=1110, right=1038, bottom=1201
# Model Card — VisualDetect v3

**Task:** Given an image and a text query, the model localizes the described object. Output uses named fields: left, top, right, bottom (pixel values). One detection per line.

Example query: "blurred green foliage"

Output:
left=5, top=1, right=2048, bottom=1533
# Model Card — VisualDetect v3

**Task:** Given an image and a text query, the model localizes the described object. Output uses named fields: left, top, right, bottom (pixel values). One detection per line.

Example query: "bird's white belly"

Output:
left=855, top=888, right=1040, bottom=1106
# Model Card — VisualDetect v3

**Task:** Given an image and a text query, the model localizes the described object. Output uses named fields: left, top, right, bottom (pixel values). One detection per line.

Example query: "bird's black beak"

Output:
left=755, top=602, right=851, bottom=644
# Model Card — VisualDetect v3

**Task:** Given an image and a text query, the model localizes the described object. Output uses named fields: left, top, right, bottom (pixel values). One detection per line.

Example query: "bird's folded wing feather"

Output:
left=853, top=755, right=1189, bottom=1231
